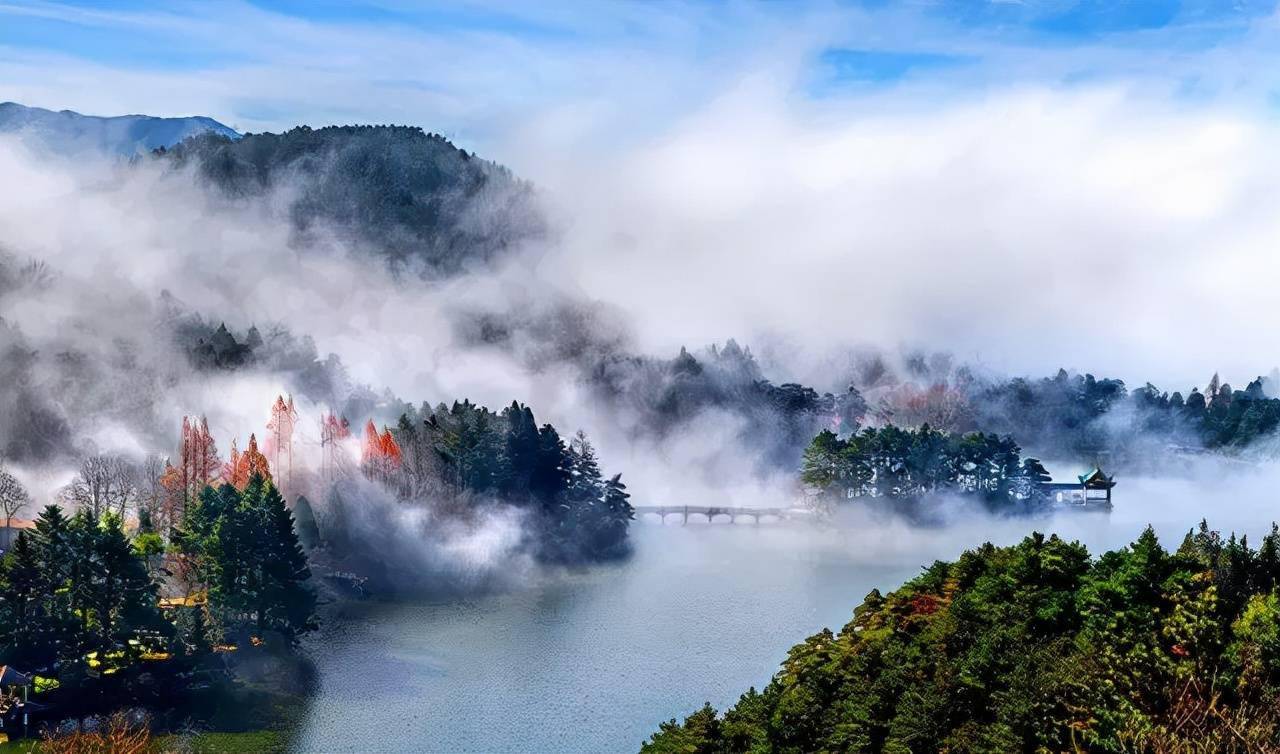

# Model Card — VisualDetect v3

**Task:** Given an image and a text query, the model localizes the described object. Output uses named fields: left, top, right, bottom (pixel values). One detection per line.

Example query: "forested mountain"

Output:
left=644, top=524, right=1280, bottom=753
left=0, top=101, right=238, bottom=156
left=158, top=125, right=543, bottom=276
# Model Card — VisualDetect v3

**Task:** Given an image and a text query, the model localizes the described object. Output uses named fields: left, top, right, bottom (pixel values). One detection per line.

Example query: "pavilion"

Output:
left=1042, top=467, right=1115, bottom=508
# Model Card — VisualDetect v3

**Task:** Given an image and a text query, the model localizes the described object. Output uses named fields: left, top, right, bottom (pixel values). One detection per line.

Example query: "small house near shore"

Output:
left=1042, top=467, right=1115, bottom=508
left=0, top=519, right=35, bottom=554
left=0, top=666, right=32, bottom=741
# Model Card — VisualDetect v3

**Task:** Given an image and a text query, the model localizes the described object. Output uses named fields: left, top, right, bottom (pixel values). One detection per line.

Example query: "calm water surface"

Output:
left=290, top=469, right=1280, bottom=753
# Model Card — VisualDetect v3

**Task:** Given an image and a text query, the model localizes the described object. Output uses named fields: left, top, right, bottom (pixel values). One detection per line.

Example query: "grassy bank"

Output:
left=0, top=729, right=287, bottom=753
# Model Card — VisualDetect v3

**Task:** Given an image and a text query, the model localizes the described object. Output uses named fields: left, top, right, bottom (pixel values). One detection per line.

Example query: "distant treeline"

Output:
left=643, top=523, right=1280, bottom=753
left=967, top=370, right=1280, bottom=463
left=580, top=340, right=868, bottom=471
left=801, top=425, right=1050, bottom=507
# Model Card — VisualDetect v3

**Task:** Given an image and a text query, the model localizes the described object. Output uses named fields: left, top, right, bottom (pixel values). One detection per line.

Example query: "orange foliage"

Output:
left=380, top=427, right=402, bottom=467
left=222, top=433, right=272, bottom=491
left=266, top=394, right=299, bottom=488
left=361, top=420, right=402, bottom=483
left=166, top=415, right=221, bottom=525
left=223, top=439, right=248, bottom=490
left=40, top=710, right=153, bottom=754
left=880, top=383, right=971, bottom=432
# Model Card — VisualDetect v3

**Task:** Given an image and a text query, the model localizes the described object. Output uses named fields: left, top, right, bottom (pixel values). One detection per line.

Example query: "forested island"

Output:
left=643, top=523, right=1280, bottom=753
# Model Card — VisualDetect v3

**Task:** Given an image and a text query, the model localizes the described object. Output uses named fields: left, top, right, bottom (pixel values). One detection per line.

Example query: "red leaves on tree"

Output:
left=245, top=433, right=271, bottom=481
left=908, top=594, right=942, bottom=616
left=224, top=437, right=248, bottom=491
left=361, top=420, right=380, bottom=465
left=320, top=411, right=351, bottom=480
left=266, top=394, right=299, bottom=489
left=881, top=383, right=971, bottom=432
left=172, top=415, right=221, bottom=524
left=361, top=420, right=402, bottom=483
left=223, top=433, right=272, bottom=491
left=380, top=427, right=402, bottom=467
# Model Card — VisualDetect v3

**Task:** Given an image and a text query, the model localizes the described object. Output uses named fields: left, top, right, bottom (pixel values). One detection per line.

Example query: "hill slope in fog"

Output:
left=158, top=125, right=544, bottom=277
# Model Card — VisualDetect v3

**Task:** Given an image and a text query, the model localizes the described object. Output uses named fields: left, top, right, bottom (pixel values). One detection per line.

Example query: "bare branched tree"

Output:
left=0, top=462, right=30, bottom=532
left=62, top=454, right=139, bottom=519
left=138, top=453, right=168, bottom=531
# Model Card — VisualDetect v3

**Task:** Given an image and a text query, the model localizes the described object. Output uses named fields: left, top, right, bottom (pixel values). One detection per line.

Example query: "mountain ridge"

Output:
left=0, top=101, right=240, bottom=156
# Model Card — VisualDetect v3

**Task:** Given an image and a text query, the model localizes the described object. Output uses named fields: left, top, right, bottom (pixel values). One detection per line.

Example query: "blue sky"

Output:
left=6, top=2, right=1280, bottom=389
left=2, top=1, right=1277, bottom=120
left=2, top=0, right=1280, bottom=168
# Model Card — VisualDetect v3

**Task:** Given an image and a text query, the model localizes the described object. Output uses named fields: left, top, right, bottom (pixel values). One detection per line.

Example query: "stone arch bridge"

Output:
left=632, top=505, right=813, bottom=525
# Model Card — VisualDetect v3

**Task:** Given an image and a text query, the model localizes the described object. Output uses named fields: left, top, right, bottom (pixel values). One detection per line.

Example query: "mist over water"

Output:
left=11, top=5, right=1280, bottom=753
left=291, top=464, right=1270, bottom=753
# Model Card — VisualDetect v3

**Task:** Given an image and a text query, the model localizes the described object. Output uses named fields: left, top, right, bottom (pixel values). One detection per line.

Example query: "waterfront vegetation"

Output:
left=0, top=727, right=289, bottom=753
left=0, top=390, right=635, bottom=744
left=0, top=475, right=314, bottom=743
left=644, top=523, right=1280, bottom=753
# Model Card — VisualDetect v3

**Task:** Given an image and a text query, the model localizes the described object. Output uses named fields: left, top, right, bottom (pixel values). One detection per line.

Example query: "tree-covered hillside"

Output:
left=644, top=524, right=1280, bottom=753
left=159, top=125, right=543, bottom=275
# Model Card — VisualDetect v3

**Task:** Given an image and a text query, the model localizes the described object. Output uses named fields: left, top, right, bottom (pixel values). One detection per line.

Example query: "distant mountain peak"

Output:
left=0, top=101, right=240, bottom=157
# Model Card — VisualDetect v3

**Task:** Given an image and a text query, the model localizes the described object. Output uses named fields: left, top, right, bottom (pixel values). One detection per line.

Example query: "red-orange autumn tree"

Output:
left=165, top=415, right=221, bottom=525
left=880, top=382, right=972, bottom=433
left=266, top=394, right=299, bottom=489
left=320, top=411, right=351, bottom=480
left=361, top=420, right=402, bottom=485
left=224, top=433, right=272, bottom=491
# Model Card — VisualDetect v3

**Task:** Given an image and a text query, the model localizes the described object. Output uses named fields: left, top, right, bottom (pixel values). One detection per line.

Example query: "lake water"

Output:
left=289, top=466, right=1280, bottom=753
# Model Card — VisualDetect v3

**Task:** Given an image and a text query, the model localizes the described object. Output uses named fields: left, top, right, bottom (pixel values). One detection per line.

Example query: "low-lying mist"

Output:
left=6, top=79, right=1280, bottom=594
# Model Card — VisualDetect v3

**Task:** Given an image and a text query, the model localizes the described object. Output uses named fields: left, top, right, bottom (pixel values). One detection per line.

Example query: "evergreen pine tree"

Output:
left=82, top=514, right=170, bottom=665
left=596, top=473, right=634, bottom=557
left=210, top=475, right=316, bottom=644
left=0, top=532, right=55, bottom=667
left=256, top=480, right=317, bottom=642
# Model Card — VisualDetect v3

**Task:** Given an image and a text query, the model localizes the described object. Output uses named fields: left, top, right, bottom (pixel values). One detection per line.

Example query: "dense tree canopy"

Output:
left=801, top=425, right=1051, bottom=508
left=643, top=524, right=1280, bottom=754
left=177, top=475, right=316, bottom=644
left=965, top=370, right=1280, bottom=464
left=0, top=506, right=171, bottom=677
left=341, top=399, right=634, bottom=562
